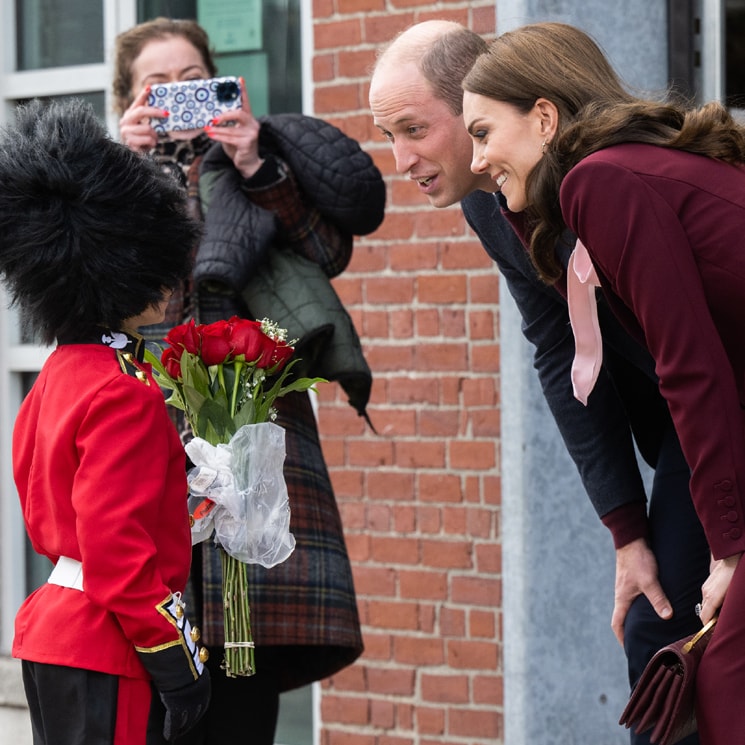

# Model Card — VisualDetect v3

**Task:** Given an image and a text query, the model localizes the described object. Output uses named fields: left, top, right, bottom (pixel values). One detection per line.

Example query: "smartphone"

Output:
left=148, top=76, right=242, bottom=133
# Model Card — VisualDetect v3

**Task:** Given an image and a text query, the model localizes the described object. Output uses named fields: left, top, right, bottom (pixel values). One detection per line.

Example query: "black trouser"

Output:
left=22, top=661, right=172, bottom=745
left=173, top=647, right=281, bottom=745
left=623, top=425, right=710, bottom=745
left=22, top=662, right=118, bottom=745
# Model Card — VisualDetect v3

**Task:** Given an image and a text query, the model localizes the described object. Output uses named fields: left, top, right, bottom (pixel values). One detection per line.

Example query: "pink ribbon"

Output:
left=567, top=239, right=602, bottom=406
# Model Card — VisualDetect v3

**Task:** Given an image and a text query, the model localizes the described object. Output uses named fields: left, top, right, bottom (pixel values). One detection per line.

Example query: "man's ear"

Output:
left=534, top=98, right=559, bottom=142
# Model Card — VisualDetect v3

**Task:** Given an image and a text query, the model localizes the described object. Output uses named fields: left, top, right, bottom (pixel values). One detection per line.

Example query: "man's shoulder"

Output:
left=460, top=190, right=524, bottom=263
left=461, top=189, right=500, bottom=221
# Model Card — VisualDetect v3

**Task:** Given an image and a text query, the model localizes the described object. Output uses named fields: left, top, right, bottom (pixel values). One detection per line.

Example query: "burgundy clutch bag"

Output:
left=619, top=617, right=717, bottom=745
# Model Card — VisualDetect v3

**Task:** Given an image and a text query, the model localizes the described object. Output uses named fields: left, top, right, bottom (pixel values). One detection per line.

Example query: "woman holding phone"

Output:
left=115, top=20, right=265, bottom=178
left=113, top=17, right=385, bottom=745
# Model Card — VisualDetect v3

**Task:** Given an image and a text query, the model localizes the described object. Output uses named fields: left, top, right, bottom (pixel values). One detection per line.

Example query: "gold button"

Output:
left=199, top=647, right=210, bottom=663
left=190, top=626, right=201, bottom=642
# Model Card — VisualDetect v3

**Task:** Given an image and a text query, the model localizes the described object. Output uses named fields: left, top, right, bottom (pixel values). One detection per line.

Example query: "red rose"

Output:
left=226, top=316, right=268, bottom=363
left=269, top=339, right=294, bottom=372
left=199, top=320, right=233, bottom=366
left=164, top=319, right=200, bottom=358
left=161, top=347, right=182, bottom=379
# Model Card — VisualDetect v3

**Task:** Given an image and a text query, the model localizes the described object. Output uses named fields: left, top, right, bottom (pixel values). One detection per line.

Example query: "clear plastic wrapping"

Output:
left=185, top=422, right=295, bottom=568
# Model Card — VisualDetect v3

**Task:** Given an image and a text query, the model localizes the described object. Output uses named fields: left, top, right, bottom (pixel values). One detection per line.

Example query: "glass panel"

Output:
left=261, top=0, right=302, bottom=113
left=20, top=372, right=48, bottom=594
left=14, top=92, right=106, bottom=128
left=16, top=0, right=103, bottom=70
left=25, top=535, right=48, bottom=595
left=276, top=685, right=312, bottom=745
left=138, top=0, right=196, bottom=18
left=726, top=0, right=745, bottom=108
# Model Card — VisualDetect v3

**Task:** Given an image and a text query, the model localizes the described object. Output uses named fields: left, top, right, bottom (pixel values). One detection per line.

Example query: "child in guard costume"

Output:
left=0, top=99, right=210, bottom=744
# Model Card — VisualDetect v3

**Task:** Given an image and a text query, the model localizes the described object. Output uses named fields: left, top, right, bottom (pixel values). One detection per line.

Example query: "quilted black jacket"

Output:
left=194, top=112, right=386, bottom=293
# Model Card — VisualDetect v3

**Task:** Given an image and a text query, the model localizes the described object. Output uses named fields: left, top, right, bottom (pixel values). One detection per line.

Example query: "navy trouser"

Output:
left=623, top=425, right=710, bottom=745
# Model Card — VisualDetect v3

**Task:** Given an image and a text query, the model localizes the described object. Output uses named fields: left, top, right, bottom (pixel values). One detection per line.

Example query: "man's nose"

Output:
left=392, top=140, right=418, bottom=175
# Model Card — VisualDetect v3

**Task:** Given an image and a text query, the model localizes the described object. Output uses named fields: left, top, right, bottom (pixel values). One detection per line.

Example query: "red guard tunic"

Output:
left=12, top=334, right=191, bottom=701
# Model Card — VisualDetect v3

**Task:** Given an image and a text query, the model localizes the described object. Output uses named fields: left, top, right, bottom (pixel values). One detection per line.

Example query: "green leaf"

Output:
left=233, top=400, right=258, bottom=427
left=197, top=397, right=237, bottom=444
left=164, top=392, right=187, bottom=411
left=183, top=385, right=208, bottom=417
left=144, top=346, right=187, bottom=411
left=144, top=346, right=166, bottom=375
left=278, top=377, right=326, bottom=396
left=211, top=364, right=230, bottom=409
left=202, top=418, right=222, bottom=448
left=181, top=352, right=212, bottom=399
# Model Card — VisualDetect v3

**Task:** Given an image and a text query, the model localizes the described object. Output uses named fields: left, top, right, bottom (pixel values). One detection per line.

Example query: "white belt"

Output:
left=48, top=556, right=84, bottom=591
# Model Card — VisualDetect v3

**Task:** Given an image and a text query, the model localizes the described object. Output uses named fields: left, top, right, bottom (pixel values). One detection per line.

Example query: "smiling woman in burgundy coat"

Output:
left=463, top=21, right=745, bottom=745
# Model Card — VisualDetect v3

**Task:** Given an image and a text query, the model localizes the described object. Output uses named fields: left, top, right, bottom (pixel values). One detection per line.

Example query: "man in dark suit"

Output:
left=369, top=20, right=709, bottom=745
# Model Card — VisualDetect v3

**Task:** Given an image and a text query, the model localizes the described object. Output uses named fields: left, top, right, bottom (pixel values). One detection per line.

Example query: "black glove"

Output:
left=136, top=594, right=211, bottom=742
left=159, top=668, right=211, bottom=741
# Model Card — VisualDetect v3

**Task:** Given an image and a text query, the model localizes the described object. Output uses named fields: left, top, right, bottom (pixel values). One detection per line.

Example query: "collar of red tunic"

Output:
left=57, top=327, right=146, bottom=361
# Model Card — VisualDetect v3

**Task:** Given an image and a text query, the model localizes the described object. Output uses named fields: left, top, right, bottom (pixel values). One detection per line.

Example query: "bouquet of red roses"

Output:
left=146, top=316, right=323, bottom=677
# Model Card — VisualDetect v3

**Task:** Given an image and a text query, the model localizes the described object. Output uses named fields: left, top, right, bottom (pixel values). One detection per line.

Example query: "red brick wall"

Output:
left=312, top=3, right=501, bottom=743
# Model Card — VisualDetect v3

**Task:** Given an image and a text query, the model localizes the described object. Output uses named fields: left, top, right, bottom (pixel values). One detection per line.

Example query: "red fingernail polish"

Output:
left=162, top=110, right=170, bottom=117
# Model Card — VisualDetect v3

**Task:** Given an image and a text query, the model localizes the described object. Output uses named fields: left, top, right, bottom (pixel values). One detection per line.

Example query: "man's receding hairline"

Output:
left=375, top=19, right=466, bottom=72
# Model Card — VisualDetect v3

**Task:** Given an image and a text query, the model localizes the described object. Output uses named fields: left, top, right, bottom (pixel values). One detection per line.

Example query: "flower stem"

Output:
left=220, top=548, right=255, bottom=677
left=230, top=360, right=244, bottom=418
left=216, top=364, right=227, bottom=405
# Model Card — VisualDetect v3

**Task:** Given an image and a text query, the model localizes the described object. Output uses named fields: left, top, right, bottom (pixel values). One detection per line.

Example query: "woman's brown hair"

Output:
left=112, top=17, right=217, bottom=117
left=463, top=22, right=745, bottom=283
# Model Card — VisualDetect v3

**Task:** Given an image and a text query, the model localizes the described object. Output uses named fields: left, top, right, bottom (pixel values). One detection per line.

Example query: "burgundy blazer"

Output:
left=561, top=142, right=745, bottom=560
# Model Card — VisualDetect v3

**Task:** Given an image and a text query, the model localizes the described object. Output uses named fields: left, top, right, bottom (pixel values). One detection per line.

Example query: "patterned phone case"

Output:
left=148, top=76, right=242, bottom=133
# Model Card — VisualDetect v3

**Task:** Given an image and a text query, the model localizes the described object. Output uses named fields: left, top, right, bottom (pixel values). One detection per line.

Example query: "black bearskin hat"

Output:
left=0, top=98, right=200, bottom=344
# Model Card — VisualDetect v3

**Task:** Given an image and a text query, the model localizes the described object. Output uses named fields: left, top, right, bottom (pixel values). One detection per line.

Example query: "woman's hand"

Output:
left=119, top=86, right=165, bottom=153
left=204, top=77, right=264, bottom=179
left=698, top=552, right=742, bottom=624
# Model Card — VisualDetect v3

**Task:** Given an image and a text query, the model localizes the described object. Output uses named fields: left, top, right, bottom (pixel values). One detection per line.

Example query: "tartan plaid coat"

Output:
left=146, top=116, right=385, bottom=690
